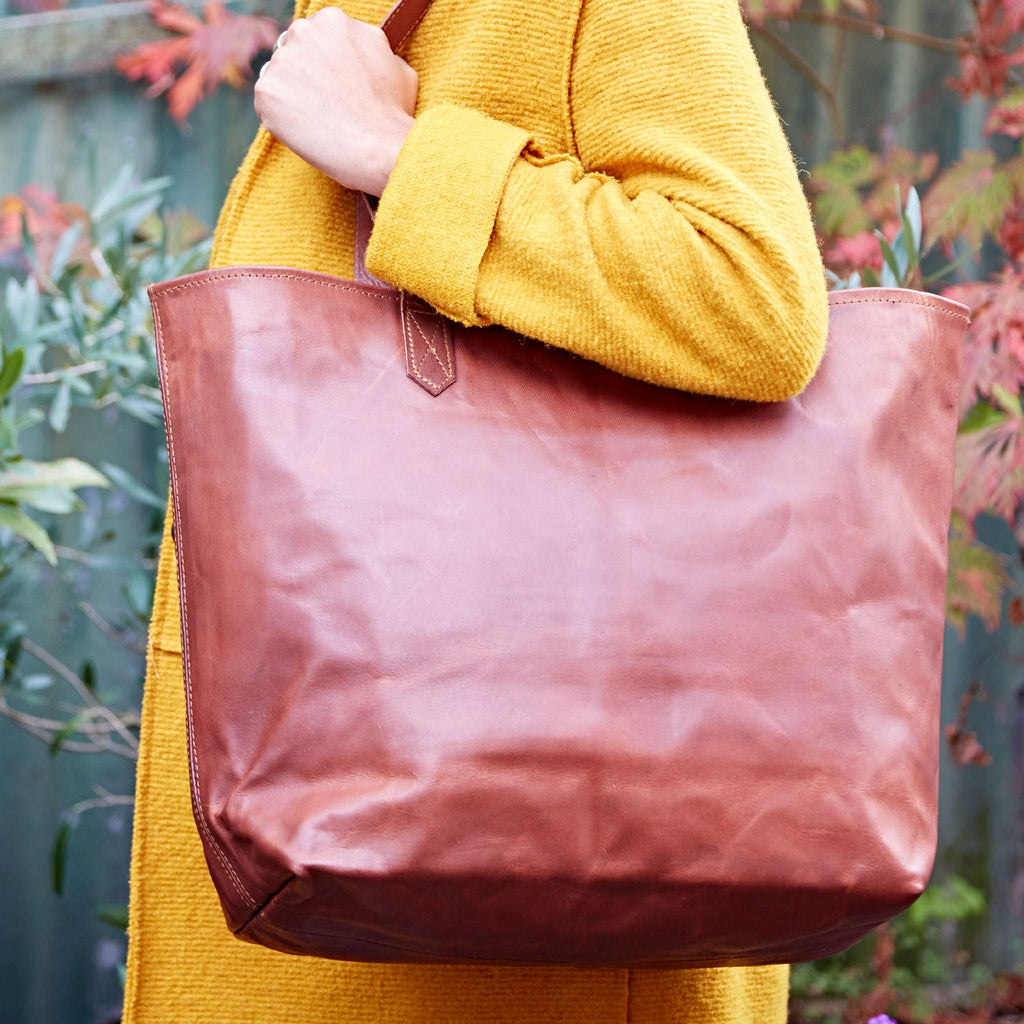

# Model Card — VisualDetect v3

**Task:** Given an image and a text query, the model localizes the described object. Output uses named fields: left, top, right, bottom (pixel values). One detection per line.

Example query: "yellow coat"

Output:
left=124, top=0, right=827, bottom=1020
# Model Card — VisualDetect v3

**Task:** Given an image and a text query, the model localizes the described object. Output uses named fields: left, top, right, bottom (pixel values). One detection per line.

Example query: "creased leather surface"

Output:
left=150, top=269, right=966, bottom=968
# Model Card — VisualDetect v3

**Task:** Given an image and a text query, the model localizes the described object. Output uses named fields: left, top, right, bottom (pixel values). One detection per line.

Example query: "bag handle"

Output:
left=349, top=0, right=456, bottom=398
left=381, top=0, right=436, bottom=51
left=353, top=0, right=438, bottom=277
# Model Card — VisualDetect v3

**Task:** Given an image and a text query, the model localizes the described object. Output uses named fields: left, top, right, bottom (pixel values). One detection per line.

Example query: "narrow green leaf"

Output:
left=95, top=904, right=130, bottom=931
left=90, top=164, right=137, bottom=224
left=0, top=348, right=24, bottom=401
left=49, top=221, right=84, bottom=282
left=922, top=244, right=981, bottom=287
left=49, top=379, right=71, bottom=433
left=0, top=505, right=57, bottom=564
left=51, top=821, right=71, bottom=895
left=876, top=231, right=901, bottom=288
left=992, top=383, right=1023, bottom=417
left=100, top=463, right=165, bottom=509
left=0, top=623, right=26, bottom=681
left=94, top=177, right=173, bottom=236
left=960, top=401, right=1009, bottom=434
left=0, top=458, right=109, bottom=495
left=897, top=195, right=922, bottom=284
left=905, top=187, right=923, bottom=252
left=48, top=710, right=90, bottom=756
left=123, top=569, right=154, bottom=620
left=2, top=486, right=81, bottom=515
left=20, top=212, right=43, bottom=280
left=114, top=394, right=165, bottom=426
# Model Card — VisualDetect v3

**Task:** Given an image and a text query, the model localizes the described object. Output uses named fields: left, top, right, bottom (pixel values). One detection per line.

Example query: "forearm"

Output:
left=367, top=0, right=828, bottom=400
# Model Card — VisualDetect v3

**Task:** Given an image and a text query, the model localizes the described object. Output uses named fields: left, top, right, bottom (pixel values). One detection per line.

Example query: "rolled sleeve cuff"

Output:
left=365, top=103, right=531, bottom=326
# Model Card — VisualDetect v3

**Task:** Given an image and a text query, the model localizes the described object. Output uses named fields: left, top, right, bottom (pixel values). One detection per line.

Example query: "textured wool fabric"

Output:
left=124, top=0, right=823, bottom=1019
left=214, top=0, right=828, bottom=399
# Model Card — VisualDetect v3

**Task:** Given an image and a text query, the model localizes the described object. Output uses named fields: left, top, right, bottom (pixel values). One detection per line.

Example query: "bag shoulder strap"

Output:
left=381, top=0, right=436, bottom=50
left=354, top=0, right=436, bottom=276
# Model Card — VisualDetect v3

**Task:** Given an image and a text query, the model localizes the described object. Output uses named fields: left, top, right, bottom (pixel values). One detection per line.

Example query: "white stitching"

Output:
left=827, top=291, right=971, bottom=324
left=418, top=312, right=454, bottom=379
left=410, top=310, right=453, bottom=385
left=402, top=303, right=454, bottom=392
left=154, top=297, right=258, bottom=909
left=382, top=0, right=432, bottom=51
left=402, top=304, right=438, bottom=391
left=152, top=270, right=396, bottom=302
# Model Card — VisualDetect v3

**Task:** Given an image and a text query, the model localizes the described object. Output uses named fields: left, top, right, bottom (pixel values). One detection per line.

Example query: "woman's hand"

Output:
left=254, top=8, right=418, bottom=196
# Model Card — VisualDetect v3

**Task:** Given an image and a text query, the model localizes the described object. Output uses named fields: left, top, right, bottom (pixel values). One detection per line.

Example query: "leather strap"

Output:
left=356, top=0, right=454, bottom=397
left=354, top=0, right=437, bottom=280
left=381, top=0, right=436, bottom=50
left=353, top=196, right=387, bottom=287
left=401, top=291, right=456, bottom=395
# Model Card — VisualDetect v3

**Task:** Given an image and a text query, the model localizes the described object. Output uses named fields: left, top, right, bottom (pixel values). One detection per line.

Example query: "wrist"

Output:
left=359, top=114, right=415, bottom=197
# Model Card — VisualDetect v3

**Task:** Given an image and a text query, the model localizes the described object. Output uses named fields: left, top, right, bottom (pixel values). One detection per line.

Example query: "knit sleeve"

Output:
left=364, top=0, right=829, bottom=402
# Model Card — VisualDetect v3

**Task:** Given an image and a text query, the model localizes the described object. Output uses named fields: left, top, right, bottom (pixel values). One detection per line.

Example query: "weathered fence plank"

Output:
left=0, top=0, right=280, bottom=86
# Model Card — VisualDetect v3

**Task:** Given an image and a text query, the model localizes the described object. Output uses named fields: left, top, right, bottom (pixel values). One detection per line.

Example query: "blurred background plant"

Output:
left=0, top=166, right=210, bottom=1011
left=3, top=0, right=1024, bottom=1022
left=743, top=0, right=1024, bottom=638
left=737, top=0, right=1024, bottom=1018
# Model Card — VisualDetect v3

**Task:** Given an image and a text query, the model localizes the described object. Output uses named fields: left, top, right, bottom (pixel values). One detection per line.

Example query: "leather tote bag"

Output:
left=148, top=0, right=970, bottom=969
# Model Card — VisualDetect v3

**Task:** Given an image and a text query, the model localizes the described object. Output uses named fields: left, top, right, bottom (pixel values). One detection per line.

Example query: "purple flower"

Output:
left=867, top=1017, right=898, bottom=1024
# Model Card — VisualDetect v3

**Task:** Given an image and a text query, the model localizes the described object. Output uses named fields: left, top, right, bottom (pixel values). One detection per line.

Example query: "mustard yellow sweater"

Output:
left=124, top=1, right=827, bottom=1021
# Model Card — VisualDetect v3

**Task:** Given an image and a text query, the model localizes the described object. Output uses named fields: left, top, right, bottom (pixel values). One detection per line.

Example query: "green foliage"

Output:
left=827, top=188, right=925, bottom=291
left=0, top=166, right=207, bottom=570
left=95, top=903, right=130, bottom=931
left=923, top=152, right=1024, bottom=250
left=892, top=877, right=988, bottom=988
left=946, top=515, right=1011, bottom=635
left=791, top=876, right=989, bottom=1021
left=0, top=167, right=209, bottom=809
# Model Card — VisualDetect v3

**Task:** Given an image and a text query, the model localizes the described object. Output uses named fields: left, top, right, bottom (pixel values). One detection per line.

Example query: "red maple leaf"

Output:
left=951, top=0, right=1024, bottom=102
left=988, top=90, right=1024, bottom=138
left=953, top=413, right=1024, bottom=525
left=0, top=185, right=89, bottom=277
left=823, top=230, right=883, bottom=278
left=944, top=684, right=993, bottom=768
left=115, top=0, right=279, bottom=124
left=945, top=269, right=1024, bottom=416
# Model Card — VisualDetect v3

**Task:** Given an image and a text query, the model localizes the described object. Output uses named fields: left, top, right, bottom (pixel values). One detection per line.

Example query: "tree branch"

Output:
left=750, top=22, right=844, bottom=141
left=786, top=12, right=964, bottom=56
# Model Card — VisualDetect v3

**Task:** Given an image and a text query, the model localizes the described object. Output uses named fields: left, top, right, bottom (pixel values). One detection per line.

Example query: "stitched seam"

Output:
left=827, top=292, right=970, bottom=324
left=152, top=270, right=397, bottom=302
left=235, top=872, right=297, bottom=935
left=382, top=0, right=433, bottom=51
left=411, top=312, right=453, bottom=383
left=427, top=314, right=454, bottom=379
left=405, top=311, right=455, bottom=391
left=403, top=305, right=440, bottom=390
left=154, top=298, right=257, bottom=909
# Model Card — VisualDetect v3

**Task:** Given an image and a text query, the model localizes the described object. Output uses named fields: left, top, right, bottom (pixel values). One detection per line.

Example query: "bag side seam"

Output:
left=153, top=297, right=259, bottom=910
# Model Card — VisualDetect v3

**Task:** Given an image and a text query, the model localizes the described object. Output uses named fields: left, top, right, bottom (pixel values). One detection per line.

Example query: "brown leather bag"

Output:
left=148, top=0, right=969, bottom=969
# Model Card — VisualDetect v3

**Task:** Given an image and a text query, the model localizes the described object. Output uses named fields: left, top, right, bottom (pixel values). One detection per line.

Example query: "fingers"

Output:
left=257, top=10, right=394, bottom=86
left=252, top=7, right=418, bottom=193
